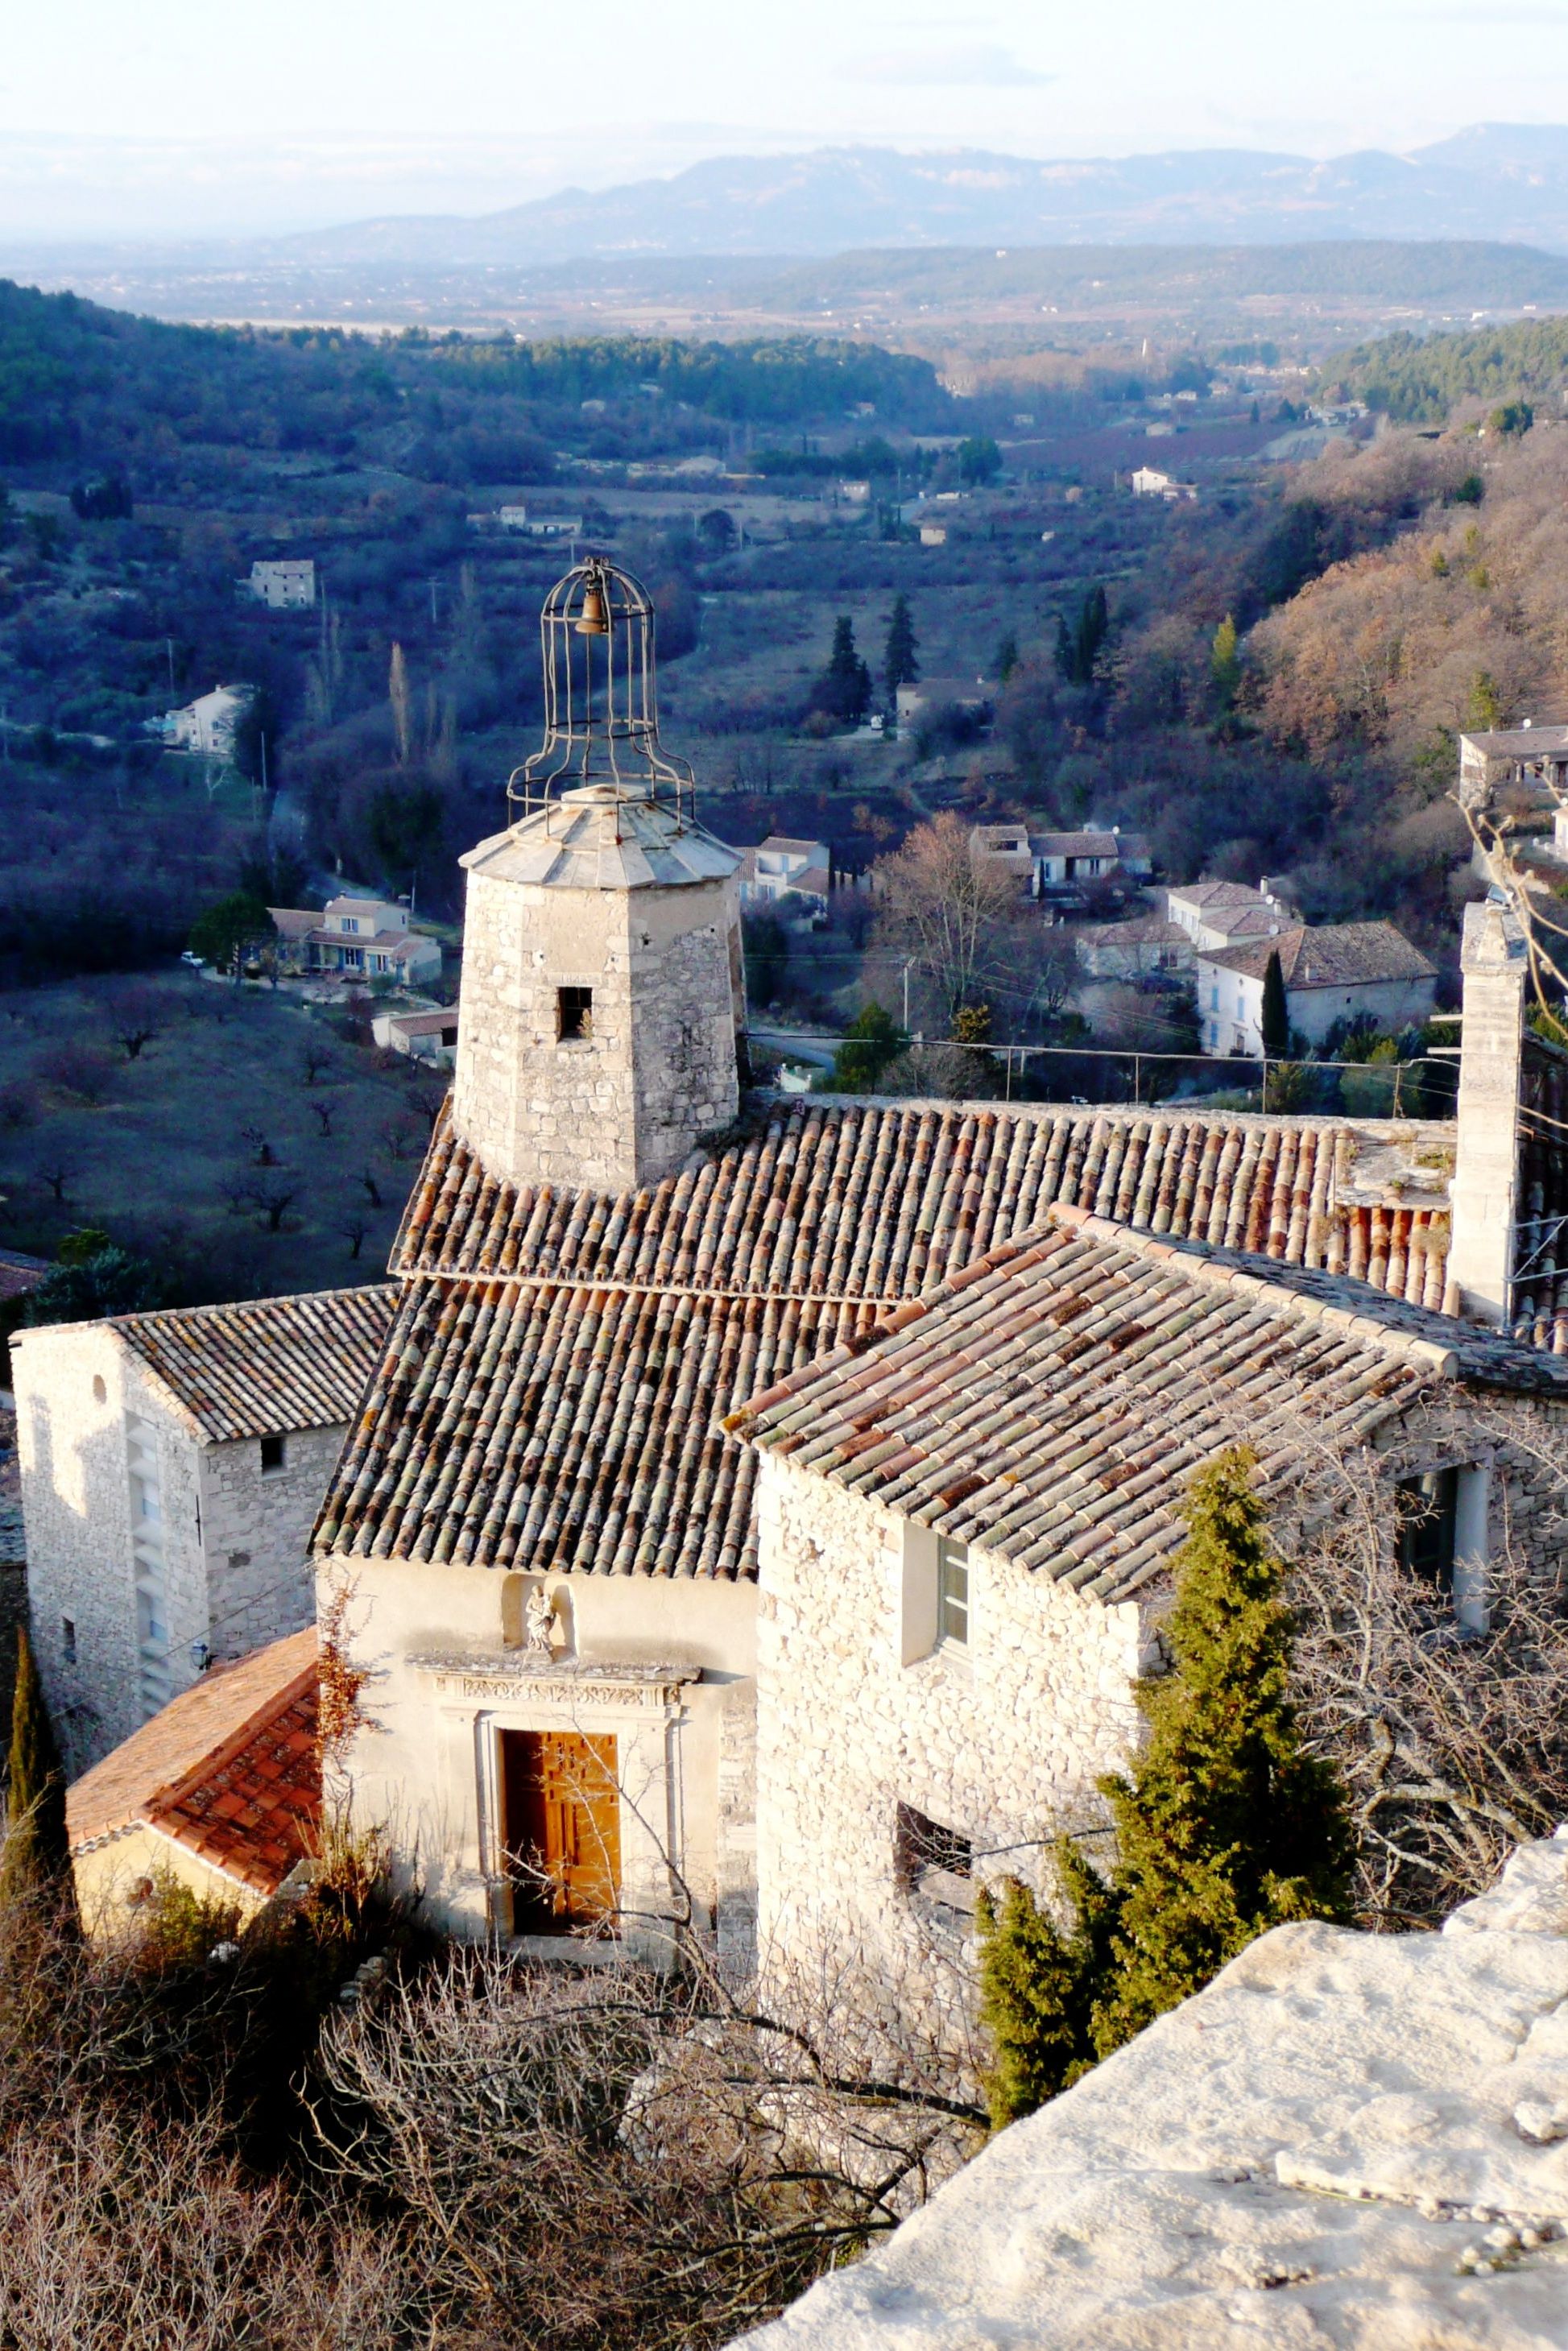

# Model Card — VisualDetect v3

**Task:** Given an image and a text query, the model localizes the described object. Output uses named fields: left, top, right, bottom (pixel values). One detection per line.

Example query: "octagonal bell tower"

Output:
left=453, top=557, right=743, bottom=1195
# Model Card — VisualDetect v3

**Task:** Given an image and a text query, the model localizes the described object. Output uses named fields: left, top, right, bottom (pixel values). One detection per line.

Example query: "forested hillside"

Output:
left=1329, top=314, right=1568, bottom=423
left=0, top=281, right=952, bottom=474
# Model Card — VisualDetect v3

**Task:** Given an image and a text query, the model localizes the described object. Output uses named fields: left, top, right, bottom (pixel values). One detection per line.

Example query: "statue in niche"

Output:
left=524, top=1583, right=556, bottom=1656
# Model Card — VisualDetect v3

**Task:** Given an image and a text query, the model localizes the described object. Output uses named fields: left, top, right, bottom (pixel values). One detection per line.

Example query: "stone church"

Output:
left=30, top=558, right=1568, bottom=1997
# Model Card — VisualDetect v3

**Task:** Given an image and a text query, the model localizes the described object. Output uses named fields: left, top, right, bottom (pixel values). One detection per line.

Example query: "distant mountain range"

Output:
left=174, top=126, right=1568, bottom=267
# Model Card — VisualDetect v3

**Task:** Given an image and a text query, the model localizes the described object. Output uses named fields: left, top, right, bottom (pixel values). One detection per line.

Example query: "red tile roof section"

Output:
left=68, top=1630, right=320, bottom=1898
left=726, top=1206, right=1524, bottom=1600
left=314, top=1096, right=1458, bottom=1581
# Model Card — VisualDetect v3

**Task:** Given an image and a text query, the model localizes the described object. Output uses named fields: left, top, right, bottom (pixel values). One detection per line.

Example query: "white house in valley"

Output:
left=27, top=560, right=1568, bottom=2026
left=1197, top=920, right=1438, bottom=1058
left=268, top=894, right=444, bottom=986
left=242, top=559, right=316, bottom=611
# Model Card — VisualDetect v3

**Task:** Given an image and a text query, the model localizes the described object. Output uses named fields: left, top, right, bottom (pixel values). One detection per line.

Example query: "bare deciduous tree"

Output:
left=300, top=1039, right=335, bottom=1089
left=873, top=813, right=1021, bottom=1025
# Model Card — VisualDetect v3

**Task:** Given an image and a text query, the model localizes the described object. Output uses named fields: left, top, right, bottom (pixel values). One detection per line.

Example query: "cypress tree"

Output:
left=995, top=631, right=1020, bottom=685
left=1260, top=948, right=1290, bottom=1060
left=1089, top=1447, right=1353, bottom=2056
left=821, top=615, right=872, bottom=725
left=884, top=594, right=919, bottom=697
left=976, top=1837, right=1117, bottom=2129
left=3, top=1625, right=70, bottom=1897
left=975, top=1447, right=1354, bottom=2121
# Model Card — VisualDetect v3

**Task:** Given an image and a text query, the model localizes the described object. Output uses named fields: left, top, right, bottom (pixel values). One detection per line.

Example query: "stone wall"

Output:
left=14, top=1321, right=209, bottom=1766
left=452, top=859, right=739, bottom=1194
left=753, top=1453, right=1148, bottom=2057
left=201, top=1422, right=346, bottom=1662
left=14, top=1319, right=352, bottom=1771
left=742, top=1829, right=1568, bottom=2351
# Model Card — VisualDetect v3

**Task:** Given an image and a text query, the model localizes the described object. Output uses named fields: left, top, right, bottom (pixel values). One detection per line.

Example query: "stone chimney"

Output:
left=1446, top=899, right=1528, bottom=1327
left=451, top=557, right=742, bottom=1196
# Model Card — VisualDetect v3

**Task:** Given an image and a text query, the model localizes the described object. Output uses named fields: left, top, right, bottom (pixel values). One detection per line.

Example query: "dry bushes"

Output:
left=1246, top=426, right=1568, bottom=761
left=1289, top=1409, right=1568, bottom=1931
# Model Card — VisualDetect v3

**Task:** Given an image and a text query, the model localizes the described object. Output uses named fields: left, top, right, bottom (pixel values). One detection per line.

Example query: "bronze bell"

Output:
left=575, top=575, right=610, bottom=636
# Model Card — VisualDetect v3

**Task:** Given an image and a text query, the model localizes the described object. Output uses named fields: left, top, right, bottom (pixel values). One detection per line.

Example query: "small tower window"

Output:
left=557, top=986, right=594, bottom=1042
left=62, top=1617, right=77, bottom=1663
left=259, top=1434, right=287, bottom=1476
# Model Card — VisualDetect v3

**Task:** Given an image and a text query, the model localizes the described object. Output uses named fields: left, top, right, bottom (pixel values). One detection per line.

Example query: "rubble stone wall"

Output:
left=453, top=866, right=739, bottom=1194
left=753, top=1451, right=1148, bottom=2057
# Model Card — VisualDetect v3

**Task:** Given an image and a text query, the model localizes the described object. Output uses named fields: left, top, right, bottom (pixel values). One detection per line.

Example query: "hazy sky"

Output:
left=5, top=0, right=1568, bottom=239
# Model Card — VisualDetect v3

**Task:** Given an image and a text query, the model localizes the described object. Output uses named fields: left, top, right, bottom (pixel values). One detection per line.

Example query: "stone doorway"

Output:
left=500, top=1728, right=621, bottom=1935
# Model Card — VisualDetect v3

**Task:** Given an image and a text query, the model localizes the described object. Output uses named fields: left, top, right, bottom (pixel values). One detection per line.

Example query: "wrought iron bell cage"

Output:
left=506, top=556, right=696, bottom=830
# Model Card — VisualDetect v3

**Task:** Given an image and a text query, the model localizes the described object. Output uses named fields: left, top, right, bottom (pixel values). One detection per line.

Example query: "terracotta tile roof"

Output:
left=317, top=1279, right=884, bottom=1577
left=111, top=1285, right=397, bottom=1442
left=727, top=1206, right=1558, bottom=1603
left=1203, top=921, right=1437, bottom=990
left=314, top=1098, right=1463, bottom=1582
left=68, top=1630, right=319, bottom=1898
left=391, top=1098, right=1455, bottom=1312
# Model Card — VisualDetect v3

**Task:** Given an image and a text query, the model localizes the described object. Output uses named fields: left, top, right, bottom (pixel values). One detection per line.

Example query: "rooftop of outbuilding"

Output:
left=110, top=1285, right=395, bottom=1442
left=68, top=1629, right=320, bottom=1899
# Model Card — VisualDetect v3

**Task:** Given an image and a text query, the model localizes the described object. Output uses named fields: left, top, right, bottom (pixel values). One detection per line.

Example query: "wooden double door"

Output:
left=500, top=1728, right=621, bottom=1935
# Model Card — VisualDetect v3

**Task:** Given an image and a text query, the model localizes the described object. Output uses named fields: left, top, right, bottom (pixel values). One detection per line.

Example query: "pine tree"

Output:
left=884, top=594, right=919, bottom=697
left=1089, top=1448, right=1354, bottom=2056
left=2, top=1625, right=70, bottom=1898
left=1260, top=948, right=1290, bottom=1060
left=977, top=1837, right=1117, bottom=2128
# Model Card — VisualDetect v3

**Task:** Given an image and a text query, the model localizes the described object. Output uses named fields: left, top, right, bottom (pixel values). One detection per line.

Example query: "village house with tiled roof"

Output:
left=15, top=1288, right=393, bottom=1765
left=23, top=559, right=1568, bottom=1988
left=1197, top=919, right=1438, bottom=1059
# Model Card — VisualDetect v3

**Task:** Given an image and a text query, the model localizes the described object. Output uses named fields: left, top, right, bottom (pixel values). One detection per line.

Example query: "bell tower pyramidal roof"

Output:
left=451, top=557, right=743, bottom=1195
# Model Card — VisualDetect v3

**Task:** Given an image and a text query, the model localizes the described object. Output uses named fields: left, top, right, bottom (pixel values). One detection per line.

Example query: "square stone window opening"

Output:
left=557, top=985, right=594, bottom=1043
left=894, top=1800, right=974, bottom=1914
left=259, top=1433, right=287, bottom=1476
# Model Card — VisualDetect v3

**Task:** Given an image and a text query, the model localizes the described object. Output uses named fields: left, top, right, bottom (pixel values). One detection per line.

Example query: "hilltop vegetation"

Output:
left=0, top=281, right=952, bottom=474
left=1330, top=313, right=1568, bottom=423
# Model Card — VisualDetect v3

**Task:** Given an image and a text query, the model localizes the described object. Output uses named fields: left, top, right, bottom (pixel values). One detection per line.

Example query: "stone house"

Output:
left=970, top=825, right=1123, bottom=896
left=14, top=1288, right=392, bottom=1769
left=242, top=559, right=316, bottom=611
left=372, top=1004, right=461, bottom=1065
left=729, top=1203, right=1568, bottom=2026
left=1165, top=878, right=1297, bottom=952
left=34, top=561, right=1568, bottom=1999
left=1196, top=920, right=1437, bottom=1058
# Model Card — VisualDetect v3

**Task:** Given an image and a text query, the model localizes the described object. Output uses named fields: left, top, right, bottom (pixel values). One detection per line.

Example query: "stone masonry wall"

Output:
left=754, top=1453, right=1148, bottom=2057
left=200, top=1422, right=346, bottom=1661
left=13, top=1322, right=209, bottom=1768
left=453, top=866, right=738, bottom=1194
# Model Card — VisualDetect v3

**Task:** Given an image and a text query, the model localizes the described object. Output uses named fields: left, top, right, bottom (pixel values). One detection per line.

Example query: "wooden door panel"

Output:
left=501, top=1729, right=620, bottom=1934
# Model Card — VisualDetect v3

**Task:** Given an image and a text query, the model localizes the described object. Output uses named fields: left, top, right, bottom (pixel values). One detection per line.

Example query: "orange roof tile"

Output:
left=68, top=1630, right=320, bottom=1898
